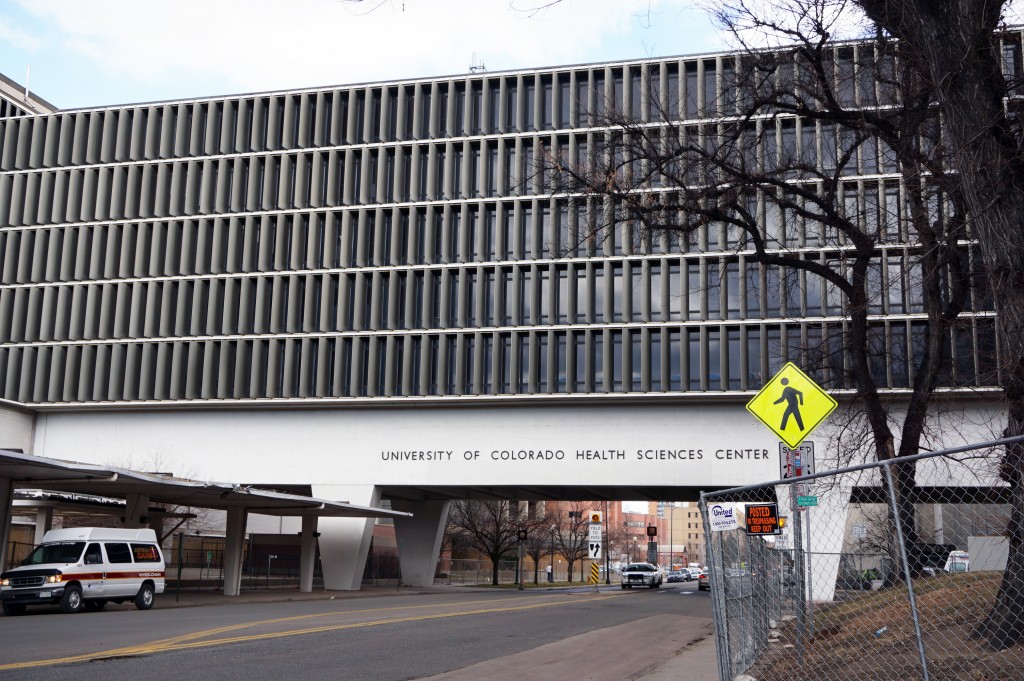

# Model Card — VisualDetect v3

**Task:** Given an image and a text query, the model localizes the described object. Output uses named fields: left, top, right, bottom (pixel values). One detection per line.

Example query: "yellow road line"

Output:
left=0, top=593, right=619, bottom=671
left=132, top=593, right=565, bottom=649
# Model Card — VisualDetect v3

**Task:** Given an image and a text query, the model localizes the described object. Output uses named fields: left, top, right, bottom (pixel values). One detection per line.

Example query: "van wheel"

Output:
left=2, top=602, right=26, bottom=616
left=84, top=600, right=107, bottom=612
left=59, top=585, right=84, bottom=613
left=135, top=583, right=155, bottom=610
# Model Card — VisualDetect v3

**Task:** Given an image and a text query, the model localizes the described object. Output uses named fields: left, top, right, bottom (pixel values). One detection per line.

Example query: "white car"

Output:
left=620, top=562, right=663, bottom=589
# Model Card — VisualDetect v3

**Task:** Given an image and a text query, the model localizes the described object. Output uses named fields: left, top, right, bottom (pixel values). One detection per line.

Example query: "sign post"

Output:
left=646, top=525, right=658, bottom=564
left=588, top=515, right=602, bottom=589
left=747, top=364, right=836, bottom=666
left=517, top=529, right=527, bottom=591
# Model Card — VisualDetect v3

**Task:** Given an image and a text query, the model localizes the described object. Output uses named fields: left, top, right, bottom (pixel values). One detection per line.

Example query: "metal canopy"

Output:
left=0, top=449, right=408, bottom=519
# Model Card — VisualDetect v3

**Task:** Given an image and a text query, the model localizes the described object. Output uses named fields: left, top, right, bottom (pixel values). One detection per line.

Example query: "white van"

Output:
left=1, top=527, right=165, bottom=616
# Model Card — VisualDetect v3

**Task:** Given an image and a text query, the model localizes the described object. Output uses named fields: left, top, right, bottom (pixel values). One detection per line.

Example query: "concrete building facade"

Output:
left=0, top=35, right=1011, bottom=589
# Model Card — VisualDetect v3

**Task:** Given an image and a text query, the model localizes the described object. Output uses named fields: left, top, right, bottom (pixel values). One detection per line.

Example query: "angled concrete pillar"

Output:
left=34, top=507, right=54, bottom=544
left=299, top=514, right=319, bottom=593
left=311, top=485, right=380, bottom=591
left=0, top=478, right=12, bottom=571
left=776, top=478, right=853, bottom=602
left=124, top=494, right=150, bottom=528
left=223, top=506, right=248, bottom=596
left=391, top=499, right=450, bottom=587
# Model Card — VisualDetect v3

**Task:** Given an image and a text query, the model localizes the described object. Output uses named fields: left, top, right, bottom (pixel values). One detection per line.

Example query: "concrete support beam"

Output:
left=124, top=494, right=150, bottom=528
left=34, top=507, right=54, bottom=544
left=222, top=507, right=248, bottom=597
left=299, top=515, right=319, bottom=593
left=312, top=485, right=380, bottom=591
left=0, top=478, right=12, bottom=571
left=391, top=499, right=450, bottom=587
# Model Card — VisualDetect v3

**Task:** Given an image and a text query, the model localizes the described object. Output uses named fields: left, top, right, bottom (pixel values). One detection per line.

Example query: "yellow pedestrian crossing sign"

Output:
left=746, top=363, right=837, bottom=448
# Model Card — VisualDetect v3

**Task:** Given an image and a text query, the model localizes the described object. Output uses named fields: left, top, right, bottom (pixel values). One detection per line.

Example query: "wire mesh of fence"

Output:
left=699, top=436, right=1024, bottom=681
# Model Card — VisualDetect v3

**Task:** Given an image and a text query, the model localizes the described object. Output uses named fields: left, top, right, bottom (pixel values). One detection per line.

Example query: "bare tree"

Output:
left=554, top=502, right=591, bottom=582
left=447, top=499, right=545, bottom=585
left=539, top=4, right=973, bottom=586
left=843, top=0, right=1024, bottom=649
left=105, top=449, right=221, bottom=543
left=522, top=512, right=556, bottom=584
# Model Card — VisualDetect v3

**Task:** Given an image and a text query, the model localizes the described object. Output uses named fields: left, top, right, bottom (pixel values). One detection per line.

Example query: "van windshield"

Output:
left=22, top=542, right=86, bottom=565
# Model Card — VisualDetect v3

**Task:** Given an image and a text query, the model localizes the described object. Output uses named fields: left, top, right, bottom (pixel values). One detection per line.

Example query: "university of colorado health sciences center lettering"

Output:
left=357, top=405, right=778, bottom=488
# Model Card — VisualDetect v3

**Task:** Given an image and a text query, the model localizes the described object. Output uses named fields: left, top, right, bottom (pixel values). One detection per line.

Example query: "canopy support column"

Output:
left=34, top=508, right=53, bottom=544
left=299, top=515, right=319, bottom=593
left=124, top=494, right=150, bottom=528
left=223, top=507, right=248, bottom=596
left=0, top=478, right=12, bottom=571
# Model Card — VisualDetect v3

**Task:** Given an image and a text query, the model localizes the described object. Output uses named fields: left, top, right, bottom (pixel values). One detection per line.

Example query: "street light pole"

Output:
left=604, top=500, right=610, bottom=585
left=550, top=524, right=556, bottom=583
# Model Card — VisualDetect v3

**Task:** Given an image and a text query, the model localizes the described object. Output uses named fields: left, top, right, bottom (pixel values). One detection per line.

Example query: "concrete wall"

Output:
left=0, top=404, right=34, bottom=454
left=32, top=403, right=785, bottom=491
left=969, top=536, right=1008, bottom=572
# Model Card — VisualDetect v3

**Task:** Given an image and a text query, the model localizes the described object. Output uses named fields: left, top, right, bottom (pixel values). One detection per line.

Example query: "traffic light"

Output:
left=518, top=529, right=528, bottom=541
left=590, top=511, right=603, bottom=523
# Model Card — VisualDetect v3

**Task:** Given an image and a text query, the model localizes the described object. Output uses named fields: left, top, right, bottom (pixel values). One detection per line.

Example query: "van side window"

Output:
left=105, top=542, right=133, bottom=563
left=131, top=544, right=161, bottom=563
left=84, top=543, right=102, bottom=565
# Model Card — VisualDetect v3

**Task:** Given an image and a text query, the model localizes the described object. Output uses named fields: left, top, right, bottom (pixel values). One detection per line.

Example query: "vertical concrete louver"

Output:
left=0, top=35, right=1015, bottom=406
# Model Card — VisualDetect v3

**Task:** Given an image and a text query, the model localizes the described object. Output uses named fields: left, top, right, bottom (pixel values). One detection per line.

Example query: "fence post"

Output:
left=792, top=482, right=807, bottom=664
left=700, top=492, right=732, bottom=681
left=882, top=462, right=930, bottom=681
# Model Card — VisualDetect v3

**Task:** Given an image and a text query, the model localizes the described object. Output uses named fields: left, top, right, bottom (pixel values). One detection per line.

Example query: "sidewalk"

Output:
left=636, top=635, right=719, bottom=681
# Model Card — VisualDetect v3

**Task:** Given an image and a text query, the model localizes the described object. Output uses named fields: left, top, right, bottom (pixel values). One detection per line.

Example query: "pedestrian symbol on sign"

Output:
left=773, top=378, right=804, bottom=431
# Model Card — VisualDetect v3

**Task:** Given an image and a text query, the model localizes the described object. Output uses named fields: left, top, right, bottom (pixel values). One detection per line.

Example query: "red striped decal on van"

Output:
left=66, top=572, right=104, bottom=581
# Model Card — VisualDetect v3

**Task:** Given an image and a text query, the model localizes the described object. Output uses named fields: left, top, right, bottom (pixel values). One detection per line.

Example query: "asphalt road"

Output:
left=0, top=582, right=712, bottom=681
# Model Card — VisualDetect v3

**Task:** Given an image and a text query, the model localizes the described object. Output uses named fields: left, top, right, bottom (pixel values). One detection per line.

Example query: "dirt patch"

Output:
left=745, top=573, right=1024, bottom=681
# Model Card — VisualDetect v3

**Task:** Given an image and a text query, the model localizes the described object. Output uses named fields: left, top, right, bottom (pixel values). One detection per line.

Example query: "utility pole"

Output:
left=604, top=501, right=610, bottom=584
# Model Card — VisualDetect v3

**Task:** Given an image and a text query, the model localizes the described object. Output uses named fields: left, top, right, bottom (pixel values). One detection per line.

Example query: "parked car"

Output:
left=620, top=563, right=663, bottom=589
left=686, top=567, right=702, bottom=580
left=945, top=550, right=969, bottom=573
left=698, top=569, right=710, bottom=591
left=666, top=569, right=687, bottom=583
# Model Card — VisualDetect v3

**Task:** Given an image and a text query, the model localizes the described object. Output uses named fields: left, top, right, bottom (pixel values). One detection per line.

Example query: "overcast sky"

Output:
left=0, top=0, right=724, bottom=110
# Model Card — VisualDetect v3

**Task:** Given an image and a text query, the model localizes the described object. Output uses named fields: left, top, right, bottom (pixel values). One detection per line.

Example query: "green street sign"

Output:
left=796, top=495, right=818, bottom=507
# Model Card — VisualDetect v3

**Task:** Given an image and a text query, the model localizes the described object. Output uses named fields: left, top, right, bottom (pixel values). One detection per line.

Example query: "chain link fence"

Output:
left=700, top=436, right=1024, bottom=681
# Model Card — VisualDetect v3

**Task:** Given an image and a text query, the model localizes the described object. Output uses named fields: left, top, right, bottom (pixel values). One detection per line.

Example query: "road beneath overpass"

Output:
left=0, top=583, right=712, bottom=680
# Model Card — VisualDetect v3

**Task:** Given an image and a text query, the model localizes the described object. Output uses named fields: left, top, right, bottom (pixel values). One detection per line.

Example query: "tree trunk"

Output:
left=491, top=558, right=499, bottom=586
left=858, top=0, right=1024, bottom=648
left=974, top=407, right=1024, bottom=648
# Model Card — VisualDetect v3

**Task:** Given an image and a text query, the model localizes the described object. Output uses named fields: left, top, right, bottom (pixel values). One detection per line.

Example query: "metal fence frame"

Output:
left=699, top=435, right=1024, bottom=681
